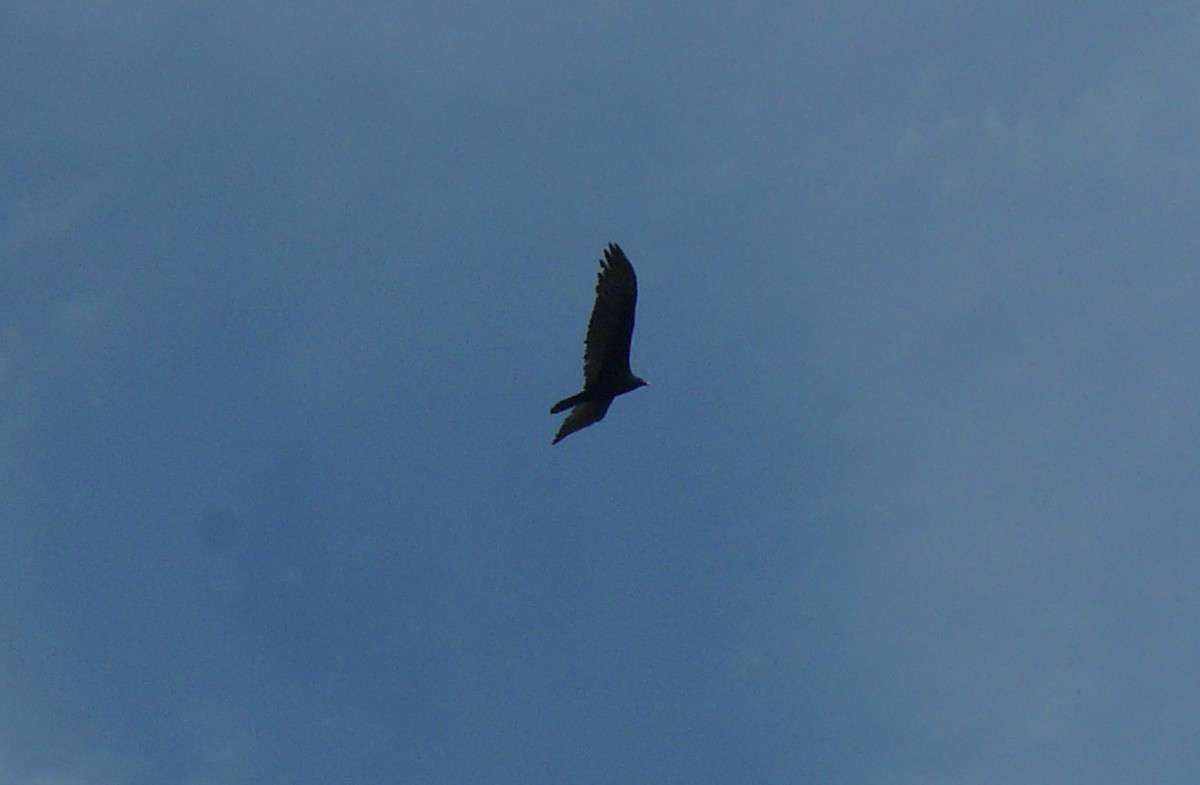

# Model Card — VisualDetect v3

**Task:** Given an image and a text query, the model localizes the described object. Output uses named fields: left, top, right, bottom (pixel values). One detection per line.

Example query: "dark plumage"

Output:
left=550, top=243, right=648, bottom=444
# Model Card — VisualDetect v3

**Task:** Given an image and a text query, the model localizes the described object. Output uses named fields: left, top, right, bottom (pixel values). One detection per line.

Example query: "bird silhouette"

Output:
left=551, top=243, right=648, bottom=444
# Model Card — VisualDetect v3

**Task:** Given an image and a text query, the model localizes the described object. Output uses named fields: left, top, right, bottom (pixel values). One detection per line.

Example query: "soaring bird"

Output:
left=550, top=243, right=648, bottom=444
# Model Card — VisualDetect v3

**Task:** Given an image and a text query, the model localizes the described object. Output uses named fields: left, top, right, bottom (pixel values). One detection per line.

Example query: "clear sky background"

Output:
left=4, top=3, right=1200, bottom=784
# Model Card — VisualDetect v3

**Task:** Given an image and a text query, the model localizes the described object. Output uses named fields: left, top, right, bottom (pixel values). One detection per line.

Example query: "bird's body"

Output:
left=551, top=243, right=647, bottom=444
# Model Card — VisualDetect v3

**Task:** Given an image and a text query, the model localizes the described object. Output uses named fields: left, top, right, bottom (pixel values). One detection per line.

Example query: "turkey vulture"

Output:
left=550, top=243, right=648, bottom=444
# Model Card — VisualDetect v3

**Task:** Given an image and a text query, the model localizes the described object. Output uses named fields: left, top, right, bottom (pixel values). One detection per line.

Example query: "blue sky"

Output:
left=4, top=3, right=1200, bottom=783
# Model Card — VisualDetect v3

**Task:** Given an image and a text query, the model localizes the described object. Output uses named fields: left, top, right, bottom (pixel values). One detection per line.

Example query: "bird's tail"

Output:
left=550, top=391, right=587, bottom=414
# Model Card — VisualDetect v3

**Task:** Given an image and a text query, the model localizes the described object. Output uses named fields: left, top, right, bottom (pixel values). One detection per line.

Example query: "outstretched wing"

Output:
left=582, top=243, right=638, bottom=386
left=551, top=398, right=613, bottom=444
